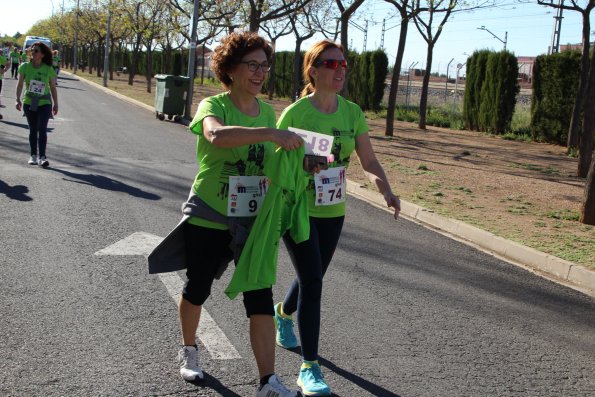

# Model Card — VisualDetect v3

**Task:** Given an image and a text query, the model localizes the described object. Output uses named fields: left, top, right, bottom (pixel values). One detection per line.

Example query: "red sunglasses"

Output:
left=314, top=59, right=347, bottom=70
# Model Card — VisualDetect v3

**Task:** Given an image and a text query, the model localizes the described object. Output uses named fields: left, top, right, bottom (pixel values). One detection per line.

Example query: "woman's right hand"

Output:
left=272, top=129, right=304, bottom=151
left=15, top=101, right=22, bottom=111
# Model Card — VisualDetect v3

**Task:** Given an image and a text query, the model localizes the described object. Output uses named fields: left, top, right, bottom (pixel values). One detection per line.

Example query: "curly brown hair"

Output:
left=211, top=31, right=273, bottom=89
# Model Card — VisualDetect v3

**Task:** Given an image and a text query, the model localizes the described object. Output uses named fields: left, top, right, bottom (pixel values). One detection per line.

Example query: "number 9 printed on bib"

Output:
left=227, top=176, right=269, bottom=216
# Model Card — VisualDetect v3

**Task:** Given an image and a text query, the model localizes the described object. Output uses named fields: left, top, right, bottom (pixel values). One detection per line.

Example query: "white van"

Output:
left=24, top=36, right=53, bottom=51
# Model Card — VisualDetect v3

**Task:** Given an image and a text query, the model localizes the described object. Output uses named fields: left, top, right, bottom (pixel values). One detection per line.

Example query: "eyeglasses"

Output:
left=314, top=59, right=347, bottom=70
left=240, top=61, right=271, bottom=72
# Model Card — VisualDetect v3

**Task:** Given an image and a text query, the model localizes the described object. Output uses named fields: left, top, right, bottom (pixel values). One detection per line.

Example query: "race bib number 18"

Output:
left=227, top=176, right=269, bottom=217
left=314, top=167, right=346, bottom=206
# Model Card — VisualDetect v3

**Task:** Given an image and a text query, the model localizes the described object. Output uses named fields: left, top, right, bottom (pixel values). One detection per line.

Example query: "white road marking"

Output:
left=95, top=232, right=241, bottom=360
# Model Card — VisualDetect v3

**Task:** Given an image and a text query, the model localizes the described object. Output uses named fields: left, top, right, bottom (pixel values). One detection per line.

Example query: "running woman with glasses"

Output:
left=168, top=31, right=303, bottom=397
left=16, top=42, right=58, bottom=167
left=274, top=39, right=401, bottom=396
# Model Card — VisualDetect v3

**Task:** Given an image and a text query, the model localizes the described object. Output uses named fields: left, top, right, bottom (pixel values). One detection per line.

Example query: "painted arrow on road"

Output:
left=95, top=232, right=241, bottom=360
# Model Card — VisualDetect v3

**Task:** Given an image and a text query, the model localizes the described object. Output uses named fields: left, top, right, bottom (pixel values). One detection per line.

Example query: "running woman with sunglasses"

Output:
left=171, top=31, right=302, bottom=397
left=274, top=39, right=401, bottom=396
left=16, top=42, right=58, bottom=167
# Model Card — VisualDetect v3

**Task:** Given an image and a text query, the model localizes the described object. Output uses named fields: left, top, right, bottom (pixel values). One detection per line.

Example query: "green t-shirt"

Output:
left=277, top=95, right=368, bottom=218
left=21, top=53, right=27, bottom=62
left=0, top=55, right=6, bottom=79
left=187, top=92, right=276, bottom=230
left=18, top=62, right=56, bottom=106
left=10, top=51, right=20, bottom=63
left=53, top=55, right=61, bottom=68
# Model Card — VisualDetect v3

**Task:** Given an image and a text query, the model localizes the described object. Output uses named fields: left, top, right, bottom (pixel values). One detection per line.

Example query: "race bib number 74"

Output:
left=227, top=176, right=269, bottom=217
left=314, top=167, right=346, bottom=206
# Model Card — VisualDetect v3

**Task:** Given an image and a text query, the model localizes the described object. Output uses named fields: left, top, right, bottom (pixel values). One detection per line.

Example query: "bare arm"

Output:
left=49, top=78, right=58, bottom=115
left=202, top=115, right=303, bottom=151
left=355, top=132, right=401, bottom=219
left=15, top=73, right=25, bottom=111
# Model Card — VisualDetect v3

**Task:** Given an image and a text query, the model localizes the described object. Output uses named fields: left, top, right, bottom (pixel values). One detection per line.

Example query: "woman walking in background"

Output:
left=16, top=42, right=58, bottom=167
left=274, top=39, right=401, bottom=396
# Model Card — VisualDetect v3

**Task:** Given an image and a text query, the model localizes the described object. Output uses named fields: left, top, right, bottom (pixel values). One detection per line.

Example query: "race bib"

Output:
left=28, top=80, right=46, bottom=95
left=289, top=127, right=334, bottom=156
left=314, top=167, right=346, bottom=206
left=227, top=176, right=269, bottom=217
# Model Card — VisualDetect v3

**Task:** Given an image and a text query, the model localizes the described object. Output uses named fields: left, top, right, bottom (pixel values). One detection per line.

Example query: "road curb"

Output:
left=346, top=180, right=595, bottom=297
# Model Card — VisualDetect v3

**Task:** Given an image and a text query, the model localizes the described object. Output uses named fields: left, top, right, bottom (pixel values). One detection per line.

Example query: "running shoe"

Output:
left=297, top=361, right=331, bottom=396
left=256, top=374, right=299, bottom=397
left=28, top=155, right=38, bottom=165
left=39, top=156, right=49, bottom=168
left=274, top=302, right=298, bottom=349
left=177, top=345, right=204, bottom=381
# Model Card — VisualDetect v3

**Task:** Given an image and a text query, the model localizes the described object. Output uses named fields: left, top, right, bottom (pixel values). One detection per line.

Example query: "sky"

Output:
left=2, top=0, right=592, bottom=76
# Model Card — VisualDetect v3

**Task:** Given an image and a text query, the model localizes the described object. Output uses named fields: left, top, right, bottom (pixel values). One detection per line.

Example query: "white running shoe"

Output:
left=256, top=374, right=299, bottom=397
left=39, top=156, right=49, bottom=168
left=177, top=345, right=204, bottom=381
left=28, top=155, right=38, bottom=165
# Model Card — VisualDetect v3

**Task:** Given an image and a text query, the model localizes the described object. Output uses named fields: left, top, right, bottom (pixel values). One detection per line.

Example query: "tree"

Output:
left=578, top=35, right=595, bottom=178
left=413, top=0, right=457, bottom=129
left=261, top=16, right=292, bottom=100
left=242, top=0, right=315, bottom=32
left=581, top=155, right=595, bottom=224
left=537, top=0, right=595, bottom=167
left=382, top=0, right=416, bottom=136
left=335, top=0, right=366, bottom=96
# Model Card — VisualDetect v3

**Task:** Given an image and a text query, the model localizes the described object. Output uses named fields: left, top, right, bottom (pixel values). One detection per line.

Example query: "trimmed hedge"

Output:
left=530, top=51, right=581, bottom=144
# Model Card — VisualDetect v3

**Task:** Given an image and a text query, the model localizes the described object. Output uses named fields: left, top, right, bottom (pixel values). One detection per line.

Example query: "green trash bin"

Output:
left=154, top=74, right=190, bottom=121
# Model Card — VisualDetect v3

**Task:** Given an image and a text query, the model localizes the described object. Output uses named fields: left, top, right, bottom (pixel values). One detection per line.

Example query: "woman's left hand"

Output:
left=384, top=191, right=401, bottom=220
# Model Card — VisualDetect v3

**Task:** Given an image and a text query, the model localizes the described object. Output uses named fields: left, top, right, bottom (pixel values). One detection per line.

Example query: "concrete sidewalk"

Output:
left=71, top=71, right=595, bottom=298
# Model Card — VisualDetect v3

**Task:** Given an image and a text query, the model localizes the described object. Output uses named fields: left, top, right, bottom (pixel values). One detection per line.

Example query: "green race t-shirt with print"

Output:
left=187, top=92, right=277, bottom=230
left=277, top=95, right=368, bottom=218
left=18, top=62, right=56, bottom=106
left=10, top=51, right=20, bottom=63
left=0, top=55, right=6, bottom=79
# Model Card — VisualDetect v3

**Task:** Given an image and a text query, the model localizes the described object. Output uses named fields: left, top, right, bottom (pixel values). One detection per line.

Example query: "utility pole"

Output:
left=184, top=0, right=200, bottom=120
left=549, top=0, right=564, bottom=54
left=380, top=19, right=385, bottom=49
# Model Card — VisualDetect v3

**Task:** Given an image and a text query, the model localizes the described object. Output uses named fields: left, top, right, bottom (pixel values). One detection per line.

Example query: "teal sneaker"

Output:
left=274, top=302, right=298, bottom=349
left=297, top=361, right=331, bottom=396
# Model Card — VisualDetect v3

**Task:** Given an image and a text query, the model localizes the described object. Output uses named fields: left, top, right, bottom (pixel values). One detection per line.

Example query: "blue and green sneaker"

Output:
left=297, top=361, right=331, bottom=396
left=274, top=302, right=298, bottom=349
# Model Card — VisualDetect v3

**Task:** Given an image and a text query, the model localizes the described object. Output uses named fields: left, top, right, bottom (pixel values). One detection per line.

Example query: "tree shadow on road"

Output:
left=0, top=179, right=32, bottom=201
left=50, top=167, right=160, bottom=200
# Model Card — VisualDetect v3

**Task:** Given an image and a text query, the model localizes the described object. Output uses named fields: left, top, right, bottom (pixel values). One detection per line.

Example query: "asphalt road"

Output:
left=1, top=74, right=594, bottom=397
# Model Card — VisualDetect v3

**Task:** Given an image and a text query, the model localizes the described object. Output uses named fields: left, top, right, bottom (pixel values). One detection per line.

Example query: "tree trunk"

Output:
left=385, top=19, right=409, bottom=137
left=292, top=40, right=303, bottom=102
left=566, top=11, right=591, bottom=152
left=578, top=41, right=595, bottom=177
left=268, top=40, right=277, bottom=100
left=580, top=153, right=595, bottom=225
left=418, top=45, right=433, bottom=130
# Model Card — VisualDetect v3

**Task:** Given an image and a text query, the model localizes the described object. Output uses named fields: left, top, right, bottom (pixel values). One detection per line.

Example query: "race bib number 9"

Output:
left=28, top=80, right=46, bottom=95
left=314, top=167, right=346, bottom=206
left=227, top=176, right=269, bottom=217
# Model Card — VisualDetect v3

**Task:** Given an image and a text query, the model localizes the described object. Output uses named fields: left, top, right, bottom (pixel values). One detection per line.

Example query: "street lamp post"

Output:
left=184, top=0, right=200, bottom=120
left=477, top=25, right=507, bottom=50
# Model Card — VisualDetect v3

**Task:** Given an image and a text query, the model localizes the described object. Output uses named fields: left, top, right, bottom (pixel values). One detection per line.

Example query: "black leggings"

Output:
left=24, top=104, right=52, bottom=157
left=11, top=63, right=19, bottom=78
left=183, top=222, right=274, bottom=317
left=282, top=216, right=345, bottom=361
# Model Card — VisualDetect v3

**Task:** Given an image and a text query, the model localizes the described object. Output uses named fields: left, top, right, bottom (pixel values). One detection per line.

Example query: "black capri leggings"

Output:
left=282, top=216, right=345, bottom=361
left=183, top=222, right=274, bottom=317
